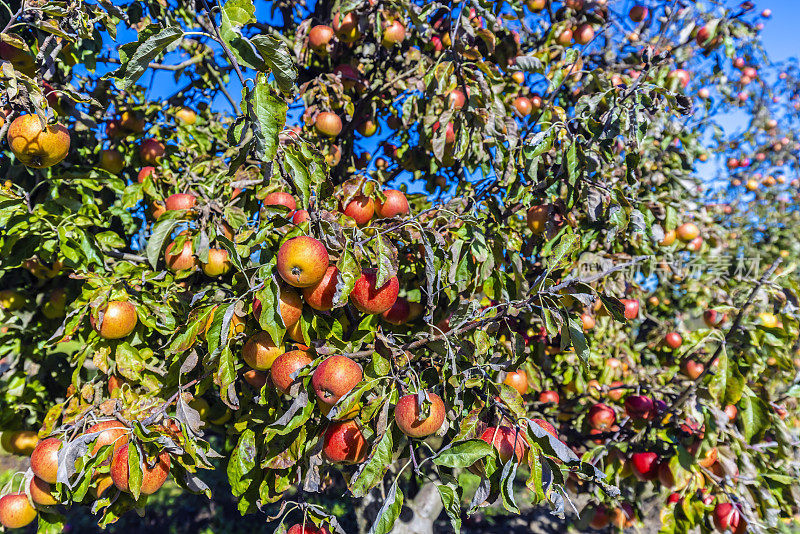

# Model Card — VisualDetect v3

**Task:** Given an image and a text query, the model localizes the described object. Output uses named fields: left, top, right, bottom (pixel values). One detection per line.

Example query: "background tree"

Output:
left=1, top=0, right=799, bottom=533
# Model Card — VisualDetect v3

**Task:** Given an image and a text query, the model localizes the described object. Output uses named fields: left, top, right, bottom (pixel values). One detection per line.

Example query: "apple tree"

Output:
left=1, top=0, right=800, bottom=533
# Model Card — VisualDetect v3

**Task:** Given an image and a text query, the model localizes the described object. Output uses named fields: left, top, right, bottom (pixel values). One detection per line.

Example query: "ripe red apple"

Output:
left=630, top=451, right=659, bottom=481
left=111, top=444, right=170, bottom=495
left=480, top=426, right=527, bottom=463
left=573, top=24, right=594, bottom=45
left=243, top=369, right=267, bottom=389
left=86, top=419, right=129, bottom=455
left=164, top=193, right=197, bottom=211
left=253, top=287, right=302, bottom=328
left=664, top=332, right=683, bottom=349
left=588, top=403, right=616, bottom=430
left=332, top=11, right=361, bottom=42
left=341, top=195, right=374, bottom=226
left=624, top=395, right=654, bottom=421
left=382, top=296, right=411, bottom=325
left=350, top=269, right=399, bottom=314
left=263, top=191, right=296, bottom=211
left=448, top=89, right=466, bottom=109
left=0, top=493, right=37, bottom=529
left=724, top=404, right=738, bottom=421
left=374, top=189, right=409, bottom=218
left=315, top=112, right=342, bottom=137
left=292, top=210, right=310, bottom=224
left=271, top=350, right=312, bottom=394
left=394, top=392, right=446, bottom=438
left=140, top=138, right=165, bottom=164
left=308, top=25, right=334, bottom=53
left=629, top=5, right=648, bottom=22
left=503, top=370, right=528, bottom=396
left=165, top=239, right=197, bottom=272
left=312, top=355, right=362, bottom=406
left=676, top=222, right=700, bottom=242
left=608, top=381, right=625, bottom=401
left=667, top=492, right=682, bottom=504
left=137, top=166, right=156, bottom=183
left=703, top=309, right=727, bottom=328
left=581, top=313, right=595, bottom=331
left=322, top=420, right=367, bottom=463
left=276, top=236, right=329, bottom=287
left=92, top=300, right=138, bottom=339
left=538, top=390, right=559, bottom=404
left=302, top=265, right=338, bottom=311
left=681, top=359, right=705, bottom=380
left=381, top=20, right=406, bottom=47
left=513, top=96, right=532, bottom=116
left=621, top=299, right=639, bottom=320
left=288, top=525, right=330, bottom=534
left=668, top=69, right=690, bottom=89
left=432, top=120, right=456, bottom=145
left=556, top=29, right=573, bottom=46
left=713, top=503, right=744, bottom=533
left=31, top=437, right=62, bottom=484
left=589, top=504, right=610, bottom=529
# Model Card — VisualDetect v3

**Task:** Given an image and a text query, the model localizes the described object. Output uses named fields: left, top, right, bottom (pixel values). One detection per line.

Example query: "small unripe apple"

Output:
left=332, top=11, right=361, bottom=43
left=724, top=404, right=738, bottom=421
left=581, top=313, right=595, bottom=331
left=394, top=392, right=446, bottom=438
left=526, top=204, right=548, bottom=234
left=513, top=96, right=532, bottom=116
left=100, top=148, right=125, bottom=173
left=175, top=107, right=197, bottom=124
left=138, top=166, right=156, bottom=183
left=556, top=29, right=573, bottom=46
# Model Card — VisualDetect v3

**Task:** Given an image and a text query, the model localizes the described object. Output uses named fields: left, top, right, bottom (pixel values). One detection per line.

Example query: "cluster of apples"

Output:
left=0, top=420, right=171, bottom=529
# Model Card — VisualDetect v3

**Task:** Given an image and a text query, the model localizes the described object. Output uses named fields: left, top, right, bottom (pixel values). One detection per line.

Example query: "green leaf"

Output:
left=128, top=444, right=143, bottom=500
left=437, top=481, right=462, bottom=533
left=112, top=26, right=183, bottom=88
left=250, top=35, right=297, bottom=94
left=218, top=0, right=263, bottom=71
left=248, top=74, right=287, bottom=161
left=146, top=217, right=180, bottom=268
left=227, top=428, right=257, bottom=497
left=350, top=430, right=393, bottom=497
left=740, top=391, right=769, bottom=443
left=368, top=481, right=403, bottom=534
left=116, top=342, right=145, bottom=380
left=283, top=146, right=312, bottom=209
left=434, top=439, right=493, bottom=468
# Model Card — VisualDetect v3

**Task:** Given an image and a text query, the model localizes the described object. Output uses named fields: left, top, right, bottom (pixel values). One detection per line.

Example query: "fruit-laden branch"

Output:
left=668, top=257, right=783, bottom=411
left=337, top=255, right=650, bottom=360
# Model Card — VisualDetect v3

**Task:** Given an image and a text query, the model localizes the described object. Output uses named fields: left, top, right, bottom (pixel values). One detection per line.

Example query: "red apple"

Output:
left=394, top=392, right=446, bottom=438
left=350, top=269, right=399, bottom=314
